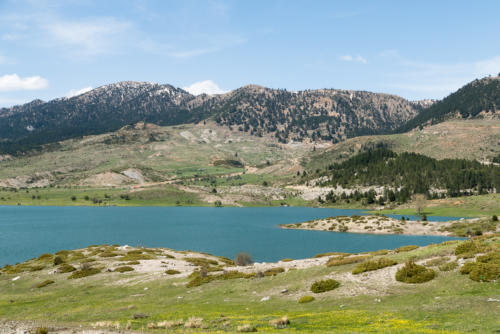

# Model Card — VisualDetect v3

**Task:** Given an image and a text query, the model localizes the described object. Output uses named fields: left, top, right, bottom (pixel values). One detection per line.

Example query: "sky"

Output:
left=1, top=0, right=500, bottom=107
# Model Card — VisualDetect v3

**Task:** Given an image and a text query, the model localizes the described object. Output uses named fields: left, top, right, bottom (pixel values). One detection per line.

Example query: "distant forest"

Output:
left=314, top=148, right=500, bottom=205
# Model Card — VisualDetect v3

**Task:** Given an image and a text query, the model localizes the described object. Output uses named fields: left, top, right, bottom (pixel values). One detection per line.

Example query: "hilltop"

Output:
left=0, top=82, right=423, bottom=153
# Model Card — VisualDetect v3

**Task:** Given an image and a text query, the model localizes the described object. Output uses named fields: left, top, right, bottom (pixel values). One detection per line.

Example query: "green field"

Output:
left=377, top=194, right=500, bottom=218
left=1, top=237, right=499, bottom=333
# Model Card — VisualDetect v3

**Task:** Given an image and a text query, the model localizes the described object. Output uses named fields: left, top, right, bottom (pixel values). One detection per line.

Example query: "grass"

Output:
left=0, top=236, right=499, bottom=332
left=377, top=193, right=500, bottom=218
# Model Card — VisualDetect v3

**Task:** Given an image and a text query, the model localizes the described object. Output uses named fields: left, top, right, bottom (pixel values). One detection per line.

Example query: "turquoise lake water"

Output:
left=0, top=206, right=464, bottom=265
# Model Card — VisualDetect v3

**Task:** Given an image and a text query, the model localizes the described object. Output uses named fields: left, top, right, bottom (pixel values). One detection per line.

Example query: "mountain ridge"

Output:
left=0, top=81, right=424, bottom=153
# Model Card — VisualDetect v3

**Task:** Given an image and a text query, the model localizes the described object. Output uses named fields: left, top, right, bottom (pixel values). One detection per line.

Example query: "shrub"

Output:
left=235, top=252, right=253, bottom=266
left=68, top=267, right=101, bottom=279
left=166, top=269, right=181, bottom=275
left=476, top=252, right=500, bottom=263
left=29, top=265, right=45, bottom=272
left=35, top=280, right=55, bottom=288
left=114, top=266, right=134, bottom=273
left=99, top=252, right=118, bottom=258
left=186, top=270, right=255, bottom=288
left=454, top=241, right=479, bottom=256
left=310, top=279, right=340, bottom=293
left=263, top=267, right=285, bottom=276
left=352, top=258, right=397, bottom=274
left=124, top=260, right=140, bottom=265
left=369, top=249, right=389, bottom=256
left=33, top=328, right=49, bottom=334
left=459, top=262, right=476, bottom=275
left=58, top=264, right=76, bottom=273
left=395, top=245, right=419, bottom=253
left=314, top=252, right=349, bottom=258
left=395, top=260, right=436, bottom=283
left=281, top=258, right=293, bottom=262
left=37, top=253, right=53, bottom=261
left=438, top=261, right=458, bottom=271
left=492, top=215, right=498, bottom=222
left=184, top=257, right=218, bottom=267
left=298, top=295, right=315, bottom=303
left=468, top=263, right=500, bottom=282
left=326, top=255, right=369, bottom=267
left=53, top=256, right=64, bottom=266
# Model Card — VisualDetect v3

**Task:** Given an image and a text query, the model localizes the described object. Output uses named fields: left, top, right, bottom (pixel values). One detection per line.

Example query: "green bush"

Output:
left=352, top=258, right=397, bottom=274
left=326, top=255, right=370, bottom=267
left=186, top=270, right=255, bottom=288
left=33, top=328, right=49, bottom=334
left=35, top=280, right=55, bottom=288
left=459, top=262, right=476, bottom=275
left=263, top=267, right=285, bottom=276
left=492, top=215, right=498, bottom=222
left=29, top=265, right=45, bottom=272
left=68, top=267, right=101, bottom=279
left=99, top=252, right=118, bottom=258
left=454, top=241, right=479, bottom=256
left=124, top=260, right=140, bottom=265
left=395, top=260, right=436, bottom=283
left=37, top=253, right=53, bottom=261
left=438, top=261, right=458, bottom=271
left=395, top=245, right=419, bottom=253
left=298, top=295, right=315, bottom=303
left=184, top=257, right=219, bottom=267
left=58, top=264, right=76, bottom=273
left=53, top=256, right=64, bottom=266
left=114, top=266, right=134, bottom=273
left=476, top=252, right=500, bottom=264
left=469, top=263, right=500, bottom=282
left=166, top=269, right=181, bottom=275
left=310, top=279, right=340, bottom=293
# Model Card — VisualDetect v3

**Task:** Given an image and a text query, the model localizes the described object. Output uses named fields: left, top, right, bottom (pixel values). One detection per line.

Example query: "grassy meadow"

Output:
left=0, top=236, right=499, bottom=333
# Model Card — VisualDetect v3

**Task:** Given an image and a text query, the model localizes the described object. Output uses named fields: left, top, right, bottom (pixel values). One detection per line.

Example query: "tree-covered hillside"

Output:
left=398, top=76, right=500, bottom=132
left=316, top=148, right=500, bottom=203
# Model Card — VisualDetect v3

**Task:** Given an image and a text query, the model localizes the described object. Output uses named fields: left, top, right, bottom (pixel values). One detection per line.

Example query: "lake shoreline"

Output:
left=279, top=215, right=488, bottom=237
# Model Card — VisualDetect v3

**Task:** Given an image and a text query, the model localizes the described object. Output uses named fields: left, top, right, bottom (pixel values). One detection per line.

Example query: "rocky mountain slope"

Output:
left=0, top=82, right=423, bottom=153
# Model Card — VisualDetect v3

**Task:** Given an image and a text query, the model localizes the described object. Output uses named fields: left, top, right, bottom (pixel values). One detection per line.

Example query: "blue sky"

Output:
left=1, top=0, right=499, bottom=107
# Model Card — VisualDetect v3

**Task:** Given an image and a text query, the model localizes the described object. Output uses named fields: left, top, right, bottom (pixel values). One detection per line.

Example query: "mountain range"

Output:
left=0, top=76, right=498, bottom=154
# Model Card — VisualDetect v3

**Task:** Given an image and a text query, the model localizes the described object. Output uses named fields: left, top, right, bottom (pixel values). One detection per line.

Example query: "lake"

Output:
left=0, top=206, right=464, bottom=265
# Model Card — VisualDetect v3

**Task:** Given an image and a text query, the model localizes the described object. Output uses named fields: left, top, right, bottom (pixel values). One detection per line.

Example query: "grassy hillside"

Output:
left=305, top=119, right=500, bottom=170
left=0, top=122, right=310, bottom=188
left=0, top=236, right=499, bottom=333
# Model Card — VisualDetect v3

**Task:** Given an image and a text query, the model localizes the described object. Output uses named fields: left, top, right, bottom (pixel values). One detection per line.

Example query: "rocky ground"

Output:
left=279, top=215, right=480, bottom=236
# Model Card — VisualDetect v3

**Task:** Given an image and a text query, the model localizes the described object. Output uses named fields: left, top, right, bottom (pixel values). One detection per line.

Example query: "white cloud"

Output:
left=65, top=86, right=93, bottom=98
left=45, top=18, right=132, bottom=56
left=183, top=80, right=227, bottom=95
left=0, top=74, right=48, bottom=91
left=339, top=55, right=367, bottom=64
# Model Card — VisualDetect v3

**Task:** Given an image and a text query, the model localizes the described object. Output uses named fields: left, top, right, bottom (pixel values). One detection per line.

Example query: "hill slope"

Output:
left=398, top=76, right=500, bottom=132
left=0, top=82, right=423, bottom=153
